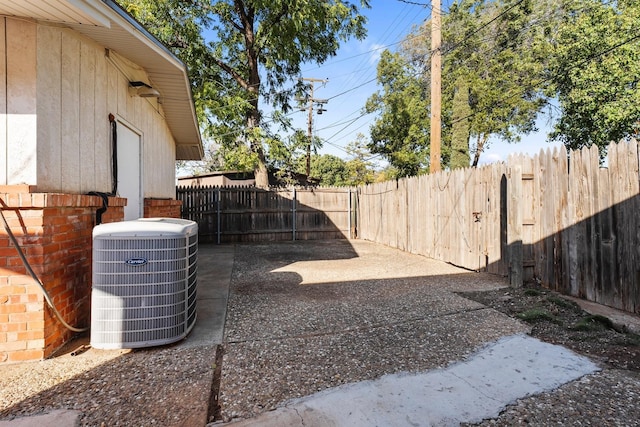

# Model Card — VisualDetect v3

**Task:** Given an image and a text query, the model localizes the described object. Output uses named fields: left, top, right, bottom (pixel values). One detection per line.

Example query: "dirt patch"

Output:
left=458, top=285, right=640, bottom=372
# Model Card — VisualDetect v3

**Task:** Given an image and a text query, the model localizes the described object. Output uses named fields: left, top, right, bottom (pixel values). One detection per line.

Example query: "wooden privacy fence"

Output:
left=176, top=186, right=355, bottom=243
left=357, top=140, right=640, bottom=314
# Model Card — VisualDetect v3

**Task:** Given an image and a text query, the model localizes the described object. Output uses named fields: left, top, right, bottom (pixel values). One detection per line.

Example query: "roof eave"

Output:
left=100, top=0, right=203, bottom=160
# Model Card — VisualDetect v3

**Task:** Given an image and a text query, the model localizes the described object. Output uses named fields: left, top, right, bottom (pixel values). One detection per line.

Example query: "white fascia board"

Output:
left=68, top=0, right=111, bottom=27
left=99, top=0, right=183, bottom=71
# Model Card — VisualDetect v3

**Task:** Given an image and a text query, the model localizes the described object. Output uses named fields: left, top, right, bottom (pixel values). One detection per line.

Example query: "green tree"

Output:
left=548, top=0, right=640, bottom=153
left=449, top=76, right=471, bottom=169
left=344, top=134, right=376, bottom=185
left=117, top=0, right=369, bottom=188
left=444, top=0, right=550, bottom=166
left=268, top=130, right=311, bottom=185
left=365, top=50, right=430, bottom=177
left=367, top=0, right=552, bottom=172
left=303, top=154, right=349, bottom=186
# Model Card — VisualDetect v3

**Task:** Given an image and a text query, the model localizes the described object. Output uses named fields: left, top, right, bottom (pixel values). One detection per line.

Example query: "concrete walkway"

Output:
left=223, top=334, right=598, bottom=426
left=179, top=244, right=234, bottom=348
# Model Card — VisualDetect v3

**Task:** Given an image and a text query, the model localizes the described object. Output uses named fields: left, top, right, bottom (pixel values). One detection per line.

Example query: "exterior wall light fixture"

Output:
left=129, top=81, right=160, bottom=98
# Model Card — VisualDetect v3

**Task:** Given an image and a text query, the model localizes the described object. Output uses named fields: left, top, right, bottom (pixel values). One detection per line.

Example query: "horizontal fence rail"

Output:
left=357, top=140, right=640, bottom=315
left=176, top=186, right=355, bottom=244
left=176, top=139, right=640, bottom=315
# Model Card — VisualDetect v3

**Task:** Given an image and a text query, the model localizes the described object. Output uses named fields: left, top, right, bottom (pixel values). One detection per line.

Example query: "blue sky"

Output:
left=278, top=0, right=562, bottom=167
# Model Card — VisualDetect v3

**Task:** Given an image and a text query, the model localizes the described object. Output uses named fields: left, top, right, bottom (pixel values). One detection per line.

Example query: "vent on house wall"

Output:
left=91, top=218, right=198, bottom=349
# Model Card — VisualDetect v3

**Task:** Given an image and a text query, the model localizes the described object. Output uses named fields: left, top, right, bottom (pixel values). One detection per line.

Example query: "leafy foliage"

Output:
left=117, top=0, right=369, bottom=187
left=306, top=154, right=350, bottom=186
left=548, top=0, right=640, bottom=153
left=343, top=134, right=377, bottom=185
left=443, top=0, right=550, bottom=166
left=367, top=0, right=554, bottom=172
left=365, top=50, right=430, bottom=177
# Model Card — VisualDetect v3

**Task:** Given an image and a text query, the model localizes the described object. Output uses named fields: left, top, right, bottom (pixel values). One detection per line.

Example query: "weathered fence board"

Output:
left=176, top=186, right=353, bottom=243
left=177, top=141, right=639, bottom=314
left=358, top=140, right=640, bottom=314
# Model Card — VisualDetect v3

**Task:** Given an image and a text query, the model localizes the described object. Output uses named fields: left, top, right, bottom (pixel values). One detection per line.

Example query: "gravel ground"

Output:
left=216, top=240, right=640, bottom=426
left=460, top=286, right=640, bottom=426
left=3, top=239, right=640, bottom=427
left=216, top=240, right=528, bottom=423
left=0, top=340, right=215, bottom=426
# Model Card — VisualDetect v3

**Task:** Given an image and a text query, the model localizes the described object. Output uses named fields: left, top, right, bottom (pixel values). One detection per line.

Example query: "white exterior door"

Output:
left=117, top=122, right=142, bottom=220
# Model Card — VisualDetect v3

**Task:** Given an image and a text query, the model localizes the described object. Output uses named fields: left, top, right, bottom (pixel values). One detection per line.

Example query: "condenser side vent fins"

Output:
left=91, top=218, right=198, bottom=349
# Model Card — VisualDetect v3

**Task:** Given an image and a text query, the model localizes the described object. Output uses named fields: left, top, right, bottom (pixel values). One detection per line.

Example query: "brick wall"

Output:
left=0, top=188, right=125, bottom=363
left=144, top=198, right=182, bottom=219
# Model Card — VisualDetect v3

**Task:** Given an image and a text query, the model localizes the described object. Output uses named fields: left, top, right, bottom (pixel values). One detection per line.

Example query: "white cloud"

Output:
left=478, top=153, right=503, bottom=165
left=368, top=43, right=385, bottom=65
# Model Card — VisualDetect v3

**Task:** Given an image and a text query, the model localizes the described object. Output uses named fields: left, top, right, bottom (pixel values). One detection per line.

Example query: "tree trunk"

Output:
left=253, top=144, right=269, bottom=188
left=471, top=134, right=488, bottom=167
left=239, top=2, right=269, bottom=189
left=247, top=108, right=269, bottom=189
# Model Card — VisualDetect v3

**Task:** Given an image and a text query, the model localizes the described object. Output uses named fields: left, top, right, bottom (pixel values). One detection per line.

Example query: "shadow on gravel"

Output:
left=0, top=340, right=215, bottom=426
left=217, top=240, right=526, bottom=423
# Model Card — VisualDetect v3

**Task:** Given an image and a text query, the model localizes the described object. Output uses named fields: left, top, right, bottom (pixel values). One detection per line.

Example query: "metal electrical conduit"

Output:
left=0, top=202, right=89, bottom=333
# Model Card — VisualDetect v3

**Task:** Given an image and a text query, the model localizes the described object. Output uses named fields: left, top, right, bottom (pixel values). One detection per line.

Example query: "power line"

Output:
left=448, top=30, right=640, bottom=127
left=441, top=0, right=527, bottom=56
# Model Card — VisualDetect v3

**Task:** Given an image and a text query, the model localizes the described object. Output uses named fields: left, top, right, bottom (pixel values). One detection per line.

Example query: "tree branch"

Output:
left=212, top=56, right=249, bottom=90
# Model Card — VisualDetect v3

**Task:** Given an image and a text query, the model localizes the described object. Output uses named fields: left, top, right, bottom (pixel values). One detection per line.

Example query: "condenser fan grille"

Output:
left=91, top=218, right=198, bottom=349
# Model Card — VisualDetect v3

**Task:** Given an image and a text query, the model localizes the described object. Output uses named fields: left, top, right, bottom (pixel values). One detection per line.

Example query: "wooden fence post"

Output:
left=508, top=164, right=523, bottom=288
left=216, top=187, right=221, bottom=245
left=292, top=187, right=296, bottom=241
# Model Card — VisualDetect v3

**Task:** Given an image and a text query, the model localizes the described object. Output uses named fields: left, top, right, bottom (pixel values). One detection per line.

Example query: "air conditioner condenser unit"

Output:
left=90, top=218, right=198, bottom=349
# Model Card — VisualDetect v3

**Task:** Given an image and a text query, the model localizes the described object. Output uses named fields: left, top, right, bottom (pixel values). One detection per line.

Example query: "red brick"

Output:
left=0, top=185, right=34, bottom=193
left=23, top=283, right=42, bottom=294
left=16, top=330, right=44, bottom=341
left=8, top=276, right=34, bottom=287
left=0, top=322, right=26, bottom=332
left=28, top=320, right=44, bottom=330
left=2, top=340, right=26, bottom=351
left=16, top=216, right=43, bottom=228
left=0, top=247, right=18, bottom=257
left=30, top=193, right=46, bottom=207
left=0, top=285, right=26, bottom=295
left=8, top=349, right=44, bottom=362
left=0, top=303, right=25, bottom=314
left=27, top=338, right=45, bottom=349
left=18, top=293, right=42, bottom=303
left=25, top=227, right=44, bottom=237
left=25, top=302, right=43, bottom=312
left=42, top=243, right=61, bottom=255
left=10, top=311, right=42, bottom=323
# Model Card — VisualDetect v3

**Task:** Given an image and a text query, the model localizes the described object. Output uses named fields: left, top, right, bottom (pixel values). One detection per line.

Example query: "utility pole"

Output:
left=301, top=78, right=328, bottom=177
left=430, top=0, right=442, bottom=173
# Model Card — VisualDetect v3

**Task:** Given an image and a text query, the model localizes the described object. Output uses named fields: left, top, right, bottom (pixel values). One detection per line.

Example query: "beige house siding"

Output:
left=143, top=107, right=177, bottom=198
left=3, top=18, right=37, bottom=187
left=1, top=17, right=177, bottom=199
left=0, top=1, right=199, bottom=364
left=0, top=19, right=5, bottom=187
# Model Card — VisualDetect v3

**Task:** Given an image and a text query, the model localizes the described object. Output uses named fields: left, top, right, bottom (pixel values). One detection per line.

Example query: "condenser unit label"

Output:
left=125, top=257, right=148, bottom=266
